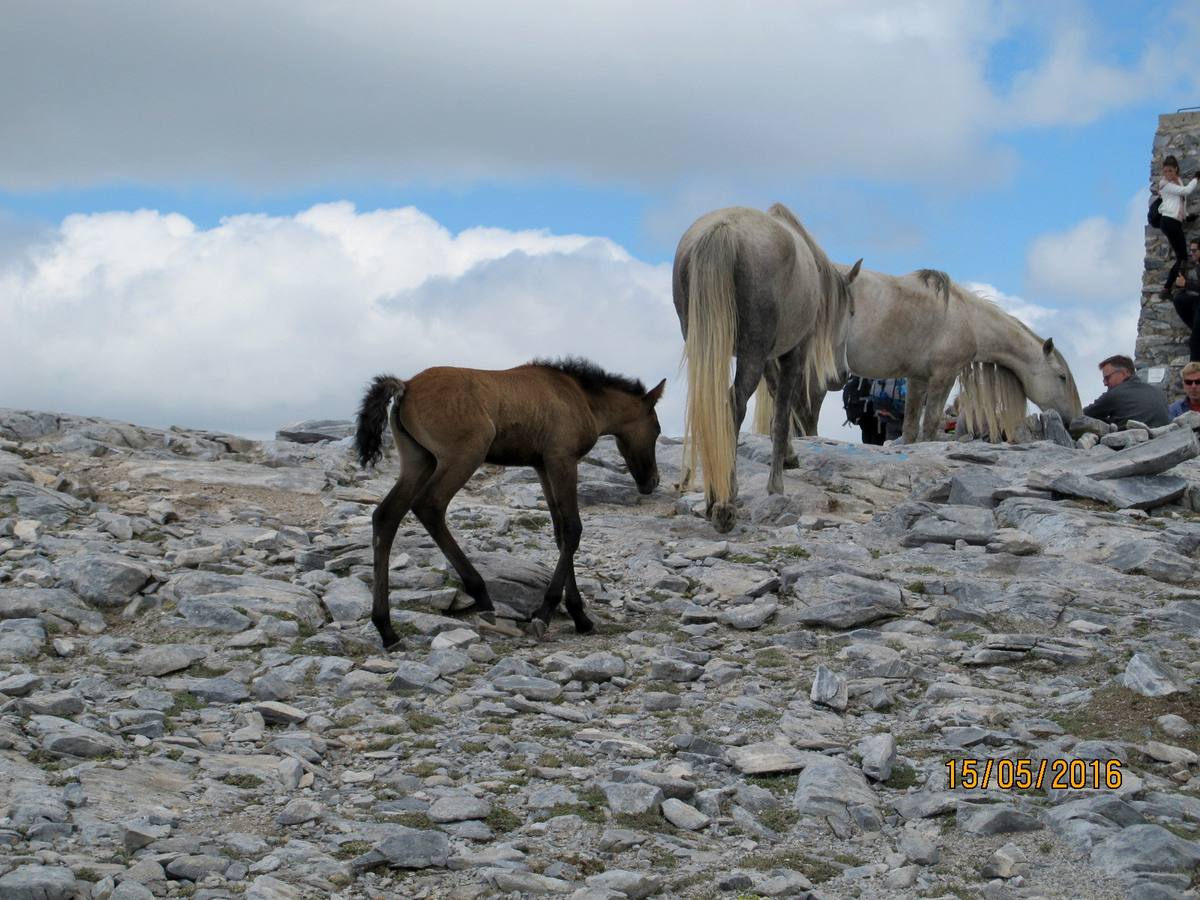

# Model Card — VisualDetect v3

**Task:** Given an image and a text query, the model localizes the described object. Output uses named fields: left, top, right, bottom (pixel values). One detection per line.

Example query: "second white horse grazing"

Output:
left=758, top=267, right=1082, bottom=442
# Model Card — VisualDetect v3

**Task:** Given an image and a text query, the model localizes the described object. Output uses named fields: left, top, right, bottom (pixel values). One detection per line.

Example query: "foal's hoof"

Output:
left=574, top=618, right=595, bottom=635
left=527, top=618, right=548, bottom=641
left=711, top=502, right=737, bottom=534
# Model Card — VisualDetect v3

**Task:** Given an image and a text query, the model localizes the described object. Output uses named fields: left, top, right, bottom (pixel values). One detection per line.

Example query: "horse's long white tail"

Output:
left=682, top=223, right=739, bottom=507
left=957, top=361, right=1027, bottom=442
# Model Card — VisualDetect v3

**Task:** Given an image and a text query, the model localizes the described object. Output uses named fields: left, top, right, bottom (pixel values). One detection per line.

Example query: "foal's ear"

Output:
left=845, top=259, right=863, bottom=284
left=643, top=379, right=667, bottom=407
left=1043, top=337, right=1054, bottom=355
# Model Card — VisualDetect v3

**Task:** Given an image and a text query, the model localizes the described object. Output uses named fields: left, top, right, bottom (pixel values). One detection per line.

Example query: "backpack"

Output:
left=871, top=379, right=907, bottom=418
left=1149, top=194, right=1163, bottom=228
left=841, top=377, right=873, bottom=426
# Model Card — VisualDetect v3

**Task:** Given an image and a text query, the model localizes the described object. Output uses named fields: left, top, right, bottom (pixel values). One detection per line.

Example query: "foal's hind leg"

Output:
left=371, top=431, right=435, bottom=649
left=768, top=348, right=802, bottom=494
left=411, top=447, right=497, bottom=620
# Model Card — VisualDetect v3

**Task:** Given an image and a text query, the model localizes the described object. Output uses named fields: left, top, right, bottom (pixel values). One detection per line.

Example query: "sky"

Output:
left=1, top=0, right=1194, bottom=441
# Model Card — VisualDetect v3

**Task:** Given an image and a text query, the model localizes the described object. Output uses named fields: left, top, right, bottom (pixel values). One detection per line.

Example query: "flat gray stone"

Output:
left=428, top=795, right=491, bottom=823
left=0, top=864, right=78, bottom=900
left=1069, top=415, right=1118, bottom=438
left=1041, top=409, right=1074, bottom=448
left=55, top=554, right=152, bottom=608
left=132, top=644, right=208, bottom=676
left=793, top=574, right=903, bottom=629
left=29, top=714, right=121, bottom=758
left=1085, top=426, right=1199, bottom=480
left=389, top=661, right=443, bottom=692
left=276, top=419, right=354, bottom=443
left=903, top=506, right=995, bottom=546
left=586, top=870, right=662, bottom=899
left=956, top=803, right=1042, bottom=835
left=1124, top=653, right=1188, bottom=697
left=492, top=674, right=561, bottom=701
left=661, top=797, right=710, bottom=830
left=571, top=651, right=627, bottom=682
left=810, top=665, right=848, bottom=711
left=792, top=755, right=880, bottom=825
left=859, top=732, right=896, bottom=782
left=719, top=600, right=778, bottom=630
left=948, top=467, right=1007, bottom=508
left=727, top=741, right=817, bottom=776
left=323, top=577, right=372, bottom=622
left=1091, top=824, right=1200, bottom=875
left=275, top=798, right=323, bottom=825
left=166, top=854, right=229, bottom=881
left=351, top=829, right=451, bottom=871
left=602, top=782, right=663, bottom=816
left=899, top=828, right=940, bottom=865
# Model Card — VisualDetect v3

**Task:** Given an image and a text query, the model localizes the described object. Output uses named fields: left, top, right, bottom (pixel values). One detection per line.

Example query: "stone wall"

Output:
left=1137, top=110, right=1200, bottom=391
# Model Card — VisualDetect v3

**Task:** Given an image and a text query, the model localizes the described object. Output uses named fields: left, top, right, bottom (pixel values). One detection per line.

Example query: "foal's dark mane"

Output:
left=528, top=356, right=645, bottom=396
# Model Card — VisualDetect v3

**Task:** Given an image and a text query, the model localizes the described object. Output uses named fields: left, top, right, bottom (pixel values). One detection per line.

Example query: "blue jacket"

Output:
left=1169, top=398, right=1198, bottom=418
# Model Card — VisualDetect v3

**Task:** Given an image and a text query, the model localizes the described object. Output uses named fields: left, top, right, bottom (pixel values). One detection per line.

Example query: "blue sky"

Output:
left=1, top=0, right=1195, bottom=437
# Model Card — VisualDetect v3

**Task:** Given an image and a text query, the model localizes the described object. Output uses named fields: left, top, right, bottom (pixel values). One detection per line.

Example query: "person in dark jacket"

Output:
left=1171, top=239, right=1200, bottom=361
left=1082, top=355, right=1170, bottom=428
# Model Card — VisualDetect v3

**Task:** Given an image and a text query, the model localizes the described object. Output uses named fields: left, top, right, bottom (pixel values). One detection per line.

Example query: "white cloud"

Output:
left=1025, top=192, right=1147, bottom=303
left=0, top=1, right=1173, bottom=191
left=0, top=203, right=681, bottom=437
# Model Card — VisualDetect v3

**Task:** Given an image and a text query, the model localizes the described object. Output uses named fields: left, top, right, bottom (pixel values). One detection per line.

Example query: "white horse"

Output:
left=674, top=203, right=860, bottom=533
left=757, top=267, right=1082, bottom=443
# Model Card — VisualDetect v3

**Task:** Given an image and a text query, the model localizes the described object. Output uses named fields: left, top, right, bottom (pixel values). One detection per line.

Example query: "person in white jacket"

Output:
left=1158, top=154, right=1198, bottom=298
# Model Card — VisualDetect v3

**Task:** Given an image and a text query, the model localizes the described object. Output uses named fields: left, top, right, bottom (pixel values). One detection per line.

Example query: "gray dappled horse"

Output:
left=673, top=203, right=860, bottom=533
left=759, top=267, right=1082, bottom=443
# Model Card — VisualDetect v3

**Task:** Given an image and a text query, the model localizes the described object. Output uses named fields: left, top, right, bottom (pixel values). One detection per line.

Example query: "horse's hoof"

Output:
left=527, top=618, right=548, bottom=641
left=453, top=601, right=494, bottom=619
left=712, top=503, right=737, bottom=534
left=783, top=454, right=800, bottom=470
left=574, top=617, right=595, bottom=635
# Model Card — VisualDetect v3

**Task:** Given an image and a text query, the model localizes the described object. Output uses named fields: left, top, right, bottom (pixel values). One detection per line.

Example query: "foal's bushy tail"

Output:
left=355, top=374, right=406, bottom=468
left=682, top=222, right=739, bottom=508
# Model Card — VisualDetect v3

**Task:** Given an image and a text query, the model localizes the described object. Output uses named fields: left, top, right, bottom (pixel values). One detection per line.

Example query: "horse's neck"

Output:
left=967, top=299, right=1038, bottom=371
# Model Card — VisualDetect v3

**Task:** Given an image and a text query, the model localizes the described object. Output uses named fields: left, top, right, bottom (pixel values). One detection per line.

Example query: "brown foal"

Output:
left=354, top=358, right=665, bottom=647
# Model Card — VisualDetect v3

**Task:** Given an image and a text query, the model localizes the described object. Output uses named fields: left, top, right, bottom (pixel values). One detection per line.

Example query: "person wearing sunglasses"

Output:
left=1082, top=354, right=1170, bottom=428
left=1168, top=362, right=1200, bottom=418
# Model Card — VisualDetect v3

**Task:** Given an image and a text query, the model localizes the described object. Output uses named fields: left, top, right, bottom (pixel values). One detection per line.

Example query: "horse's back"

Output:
left=399, top=365, right=595, bottom=464
left=845, top=270, right=975, bottom=379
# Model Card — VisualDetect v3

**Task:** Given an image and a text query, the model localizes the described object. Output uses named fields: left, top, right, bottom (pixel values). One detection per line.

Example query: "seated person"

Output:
left=1082, top=354, right=1169, bottom=428
left=1170, top=239, right=1200, bottom=361
left=1169, top=361, right=1200, bottom=418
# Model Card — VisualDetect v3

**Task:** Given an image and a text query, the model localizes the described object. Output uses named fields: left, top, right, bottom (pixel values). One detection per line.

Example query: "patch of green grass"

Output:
left=338, top=715, right=363, bottom=728
left=758, top=807, right=800, bottom=832
left=406, top=712, right=441, bottom=734
left=614, top=811, right=667, bottom=831
left=745, top=774, right=800, bottom=796
left=727, top=553, right=763, bottom=565
left=741, top=850, right=840, bottom=883
left=767, top=545, right=810, bottom=560
left=221, top=773, right=264, bottom=789
left=884, top=764, right=919, bottom=790
left=1055, top=683, right=1200, bottom=754
left=187, top=663, right=230, bottom=678
left=513, top=513, right=551, bottom=530
left=906, top=581, right=927, bottom=594
left=334, top=840, right=374, bottom=860
left=462, top=741, right=488, bottom=754
left=754, top=648, right=789, bottom=668
left=388, top=812, right=434, bottom=829
left=578, top=786, right=606, bottom=807
left=410, top=761, right=442, bottom=777
left=907, top=564, right=940, bottom=575
left=480, top=722, right=510, bottom=734
left=74, top=868, right=101, bottom=883
left=486, top=805, right=522, bottom=833
left=170, top=691, right=205, bottom=714
left=561, top=750, right=590, bottom=767
left=648, top=847, right=678, bottom=870
left=534, top=724, right=574, bottom=739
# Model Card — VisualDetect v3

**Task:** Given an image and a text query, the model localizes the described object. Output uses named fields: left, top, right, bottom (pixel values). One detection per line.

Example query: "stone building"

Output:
left=1138, top=109, right=1200, bottom=392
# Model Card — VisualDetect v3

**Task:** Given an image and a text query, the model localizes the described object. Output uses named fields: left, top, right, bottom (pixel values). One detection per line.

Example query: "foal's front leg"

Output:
left=529, top=459, right=589, bottom=640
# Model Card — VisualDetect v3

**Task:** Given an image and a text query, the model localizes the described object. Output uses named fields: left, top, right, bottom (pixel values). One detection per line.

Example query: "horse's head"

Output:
left=613, top=379, right=666, bottom=494
left=1025, top=337, right=1082, bottom=420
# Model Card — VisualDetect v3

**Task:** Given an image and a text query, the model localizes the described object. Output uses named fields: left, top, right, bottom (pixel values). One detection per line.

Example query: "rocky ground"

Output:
left=2, top=406, right=1200, bottom=900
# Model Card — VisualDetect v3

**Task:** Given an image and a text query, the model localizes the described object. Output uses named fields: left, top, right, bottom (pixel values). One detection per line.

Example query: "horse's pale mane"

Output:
left=767, top=202, right=852, bottom=395
left=530, top=356, right=645, bottom=396
left=957, top=361, right=1028, bottom=442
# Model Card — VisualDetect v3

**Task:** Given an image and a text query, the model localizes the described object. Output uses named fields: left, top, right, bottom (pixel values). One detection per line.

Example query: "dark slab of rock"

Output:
left=948, top=467, right=1006, bottom=508
left=275, top=419, right=354, bottom=443
left=55, top=555, right=153, bottom=608
left=1068, top=415, right=1118, bottom=439
left=1041, top=410, right=1075, bottom=448
left=1084, top=427, right=1198, bottom=481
